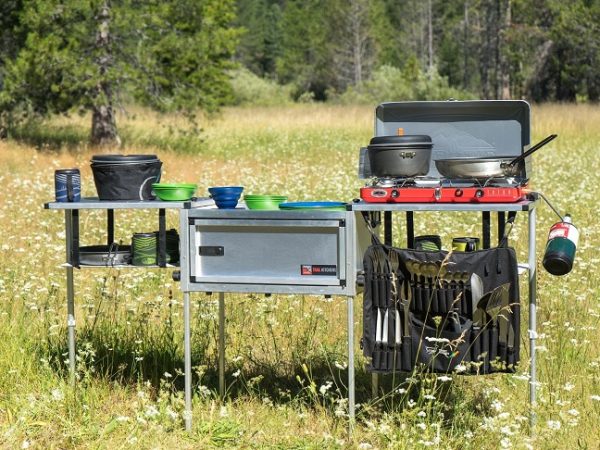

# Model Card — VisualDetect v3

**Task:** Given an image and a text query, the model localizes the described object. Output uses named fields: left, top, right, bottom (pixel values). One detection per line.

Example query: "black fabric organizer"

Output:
left=362, top=244, right=520, bottom=374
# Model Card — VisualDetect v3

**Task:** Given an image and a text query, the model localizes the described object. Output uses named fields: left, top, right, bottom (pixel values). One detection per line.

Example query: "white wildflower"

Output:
left=334, top=360, right=347, bottom=370
left=163, top=371, right=172, bottom=378
left=424, top=394, right=436, bottom=400
left=546, top=420, right=561, bottom=430
left=567, top=409, right=579, bottom=417
left=319, top=381, right=333, bottom=395
left=491, top=399, right=504, bottom=412
left=21, top=440, right=30, bottom=449
left=51, top=389, right=64, bottom=401
left=425, top=336, right=450, bottom=343
left=232, top=369, right=241, bottom=378
left=590, top=395, right=600, bottom=401
left=437, top=375, right=452, bottom=382
left=145, top=405, right=159, bottom=418
left=417, top=410, right=427, bottom=417
left=416, top=422, right=427, bottom=430
left=357, top=443, right=373, bottom=450
left=116, top=416, right=130, bottom=422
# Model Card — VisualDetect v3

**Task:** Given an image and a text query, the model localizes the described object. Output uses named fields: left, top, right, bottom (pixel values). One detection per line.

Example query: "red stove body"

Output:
left=360, top=185, right=526, bottom=203
left=360, top=178, right=528, bottom=203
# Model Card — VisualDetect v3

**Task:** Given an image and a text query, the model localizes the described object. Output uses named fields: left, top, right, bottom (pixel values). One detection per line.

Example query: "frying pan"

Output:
left=434, top=134, right=557, bottom=179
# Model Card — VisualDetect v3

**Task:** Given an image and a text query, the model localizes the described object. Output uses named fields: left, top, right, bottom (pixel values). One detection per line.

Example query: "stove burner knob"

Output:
left=475, top=189, right=484, bottom=198
left=391, top=189, right=399, bottom=198
left=455, top=188, right=463, bottom=197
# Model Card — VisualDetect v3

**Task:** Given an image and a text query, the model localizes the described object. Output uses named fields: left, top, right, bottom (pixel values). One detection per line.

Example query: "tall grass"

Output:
left=0, top=103, right=599, bottom=448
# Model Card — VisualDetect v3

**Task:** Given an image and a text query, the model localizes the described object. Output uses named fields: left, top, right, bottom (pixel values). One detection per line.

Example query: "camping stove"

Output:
left=360, top=177, right=528, bottom=203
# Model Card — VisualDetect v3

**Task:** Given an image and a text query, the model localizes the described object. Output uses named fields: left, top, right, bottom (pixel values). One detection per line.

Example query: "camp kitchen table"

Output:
left=45, top=197, right=541, bottom=430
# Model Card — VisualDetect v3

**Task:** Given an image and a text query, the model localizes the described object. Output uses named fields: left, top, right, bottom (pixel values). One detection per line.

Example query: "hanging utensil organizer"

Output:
left=362, top=245, right=520, bottom=374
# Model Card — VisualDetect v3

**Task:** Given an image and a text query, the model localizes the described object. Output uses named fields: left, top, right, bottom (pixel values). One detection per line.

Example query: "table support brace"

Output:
left=348, top=296, right=355, bottom=431
left=219, top=293, right=226, bottom=398
left=65, top=210, right=76, bottom=383
left=528, top=207, right=537, bottom=428
left=184, top=291, right=192, bottom=432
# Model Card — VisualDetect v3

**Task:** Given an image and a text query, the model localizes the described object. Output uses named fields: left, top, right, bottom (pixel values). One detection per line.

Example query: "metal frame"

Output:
left=46, top=196, right=538, bottom=432
left=353, top=198, right=539, bottom=424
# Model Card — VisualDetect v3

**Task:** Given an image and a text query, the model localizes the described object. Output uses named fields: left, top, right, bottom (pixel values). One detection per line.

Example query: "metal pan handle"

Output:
left=508, top=134, right=557, bottom=166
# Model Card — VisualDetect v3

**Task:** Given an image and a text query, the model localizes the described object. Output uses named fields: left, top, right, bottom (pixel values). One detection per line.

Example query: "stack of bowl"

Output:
left=244, top=194, right=288, bottom=210
left=208, top=186, right=244, bottom=209
left=152, top=183, right=197, bottom=201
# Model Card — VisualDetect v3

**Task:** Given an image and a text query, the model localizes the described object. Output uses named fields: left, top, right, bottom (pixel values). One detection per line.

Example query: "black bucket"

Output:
left=91, top=155, right=162, bottom=200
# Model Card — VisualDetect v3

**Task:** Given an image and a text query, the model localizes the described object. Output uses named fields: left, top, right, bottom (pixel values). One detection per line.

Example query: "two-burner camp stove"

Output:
left=360, top=177, right=528, bottom=203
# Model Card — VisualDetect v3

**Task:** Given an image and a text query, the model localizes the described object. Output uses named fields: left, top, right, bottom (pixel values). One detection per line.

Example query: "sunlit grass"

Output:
left=0, top=103, right=599, bottom=448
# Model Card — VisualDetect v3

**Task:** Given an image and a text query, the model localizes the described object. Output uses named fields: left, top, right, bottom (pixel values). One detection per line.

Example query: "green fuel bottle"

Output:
left=542, top=215, right=578, bottom=276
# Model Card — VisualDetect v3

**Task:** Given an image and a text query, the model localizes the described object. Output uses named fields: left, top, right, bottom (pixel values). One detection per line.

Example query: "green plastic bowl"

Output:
left=152, top=183, right=197, bottom=201
left=244, top=195, right=288, bottom=210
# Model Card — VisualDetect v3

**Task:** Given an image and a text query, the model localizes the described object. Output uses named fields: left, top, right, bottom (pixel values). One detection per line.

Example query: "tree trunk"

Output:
left=91, top=1, right=120, bottom=147
left=463, top=0, right=470, bottom=90
left=497, top=0, right=511, bottom=99
left=427, top=0, right=433, bottom=75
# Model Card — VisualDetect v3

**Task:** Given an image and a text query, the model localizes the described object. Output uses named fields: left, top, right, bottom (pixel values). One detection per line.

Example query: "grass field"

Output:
left=0, top=103, right=599, bottom=449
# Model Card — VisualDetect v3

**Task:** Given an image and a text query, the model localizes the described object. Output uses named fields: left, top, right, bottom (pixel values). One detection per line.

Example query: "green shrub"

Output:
left=228, top=68, right=294, bottom=106
left=334, top=64, right=473, bottom=104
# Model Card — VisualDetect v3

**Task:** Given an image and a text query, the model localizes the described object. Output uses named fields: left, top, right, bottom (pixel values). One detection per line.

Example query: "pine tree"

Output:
left=0, top=0, right=240, bottom=146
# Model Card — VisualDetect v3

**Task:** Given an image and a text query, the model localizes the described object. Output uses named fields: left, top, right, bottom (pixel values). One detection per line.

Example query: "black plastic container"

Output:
left=91, top=154, right=162, bottom=200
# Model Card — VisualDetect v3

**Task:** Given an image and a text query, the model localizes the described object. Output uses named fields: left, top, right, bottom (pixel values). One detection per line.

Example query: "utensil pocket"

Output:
left=411, top=315, right=472, bottom=372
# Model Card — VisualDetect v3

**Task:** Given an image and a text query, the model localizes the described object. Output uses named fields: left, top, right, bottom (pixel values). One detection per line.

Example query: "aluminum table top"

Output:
left=45, top=197, right=215, bottom=210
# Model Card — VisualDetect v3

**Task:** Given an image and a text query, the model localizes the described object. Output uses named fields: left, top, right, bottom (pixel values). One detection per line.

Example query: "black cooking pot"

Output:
left=367, top=135, right=433, bottom=177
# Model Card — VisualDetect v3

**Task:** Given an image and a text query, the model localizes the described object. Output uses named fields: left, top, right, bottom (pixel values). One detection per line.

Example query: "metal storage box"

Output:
left=179, top=209, right=374, bottom=296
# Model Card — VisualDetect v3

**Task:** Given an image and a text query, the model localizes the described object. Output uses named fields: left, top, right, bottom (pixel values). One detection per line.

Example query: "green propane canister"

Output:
left=542, top=215, right=578, bottom=276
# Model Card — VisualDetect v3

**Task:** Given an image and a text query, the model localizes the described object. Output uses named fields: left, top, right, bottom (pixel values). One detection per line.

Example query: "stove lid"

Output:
left=373, top=100, right=531, bottom=179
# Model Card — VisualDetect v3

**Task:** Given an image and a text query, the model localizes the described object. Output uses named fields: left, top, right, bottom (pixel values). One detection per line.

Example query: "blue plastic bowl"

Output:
left=214, top=199, right=239, bottom=209
left=209, top=186, right=243, bottom=209
left=209, top=186, right=244, bottom=197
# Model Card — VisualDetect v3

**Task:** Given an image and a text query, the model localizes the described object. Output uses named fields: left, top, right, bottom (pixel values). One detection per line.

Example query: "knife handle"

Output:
left=401, top=336, right=412, bottom=371
left=481, top=327, right=490, bottom=372
left=471, top=326, right=482, bottom=363
left=395, top=309, right=402, bottom=346
left=490, top=326, right=498, bottom=362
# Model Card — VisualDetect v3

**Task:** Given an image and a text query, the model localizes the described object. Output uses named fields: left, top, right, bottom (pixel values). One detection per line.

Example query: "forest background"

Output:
left=1, top=0, right=599, bottom=147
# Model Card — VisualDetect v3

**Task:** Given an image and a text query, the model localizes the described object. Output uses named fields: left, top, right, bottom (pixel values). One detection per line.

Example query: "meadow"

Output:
left=0, top=103, right=599, bottom=449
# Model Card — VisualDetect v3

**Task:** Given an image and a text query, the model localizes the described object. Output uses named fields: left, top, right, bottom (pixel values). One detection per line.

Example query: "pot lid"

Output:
left=91, top=154, right=159, bottom=163
left=369, top=135, right=432, bottom=146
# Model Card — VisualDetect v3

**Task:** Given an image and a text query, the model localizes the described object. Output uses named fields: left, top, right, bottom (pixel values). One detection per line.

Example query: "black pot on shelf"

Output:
left=367, top=135, right=433, bottom=178
left=91, top=154, right=162, bottom=201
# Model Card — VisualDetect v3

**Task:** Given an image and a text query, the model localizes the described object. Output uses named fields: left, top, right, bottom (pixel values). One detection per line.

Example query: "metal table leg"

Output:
left=528, top=207, right=537, bottom=427
left=348, top=296, right=355, bottom=430
left=184, top=291, right=192, bottom=432
left=65, top=210, right=76, bottom=383
left=218, top=292, right=226, bottom=398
